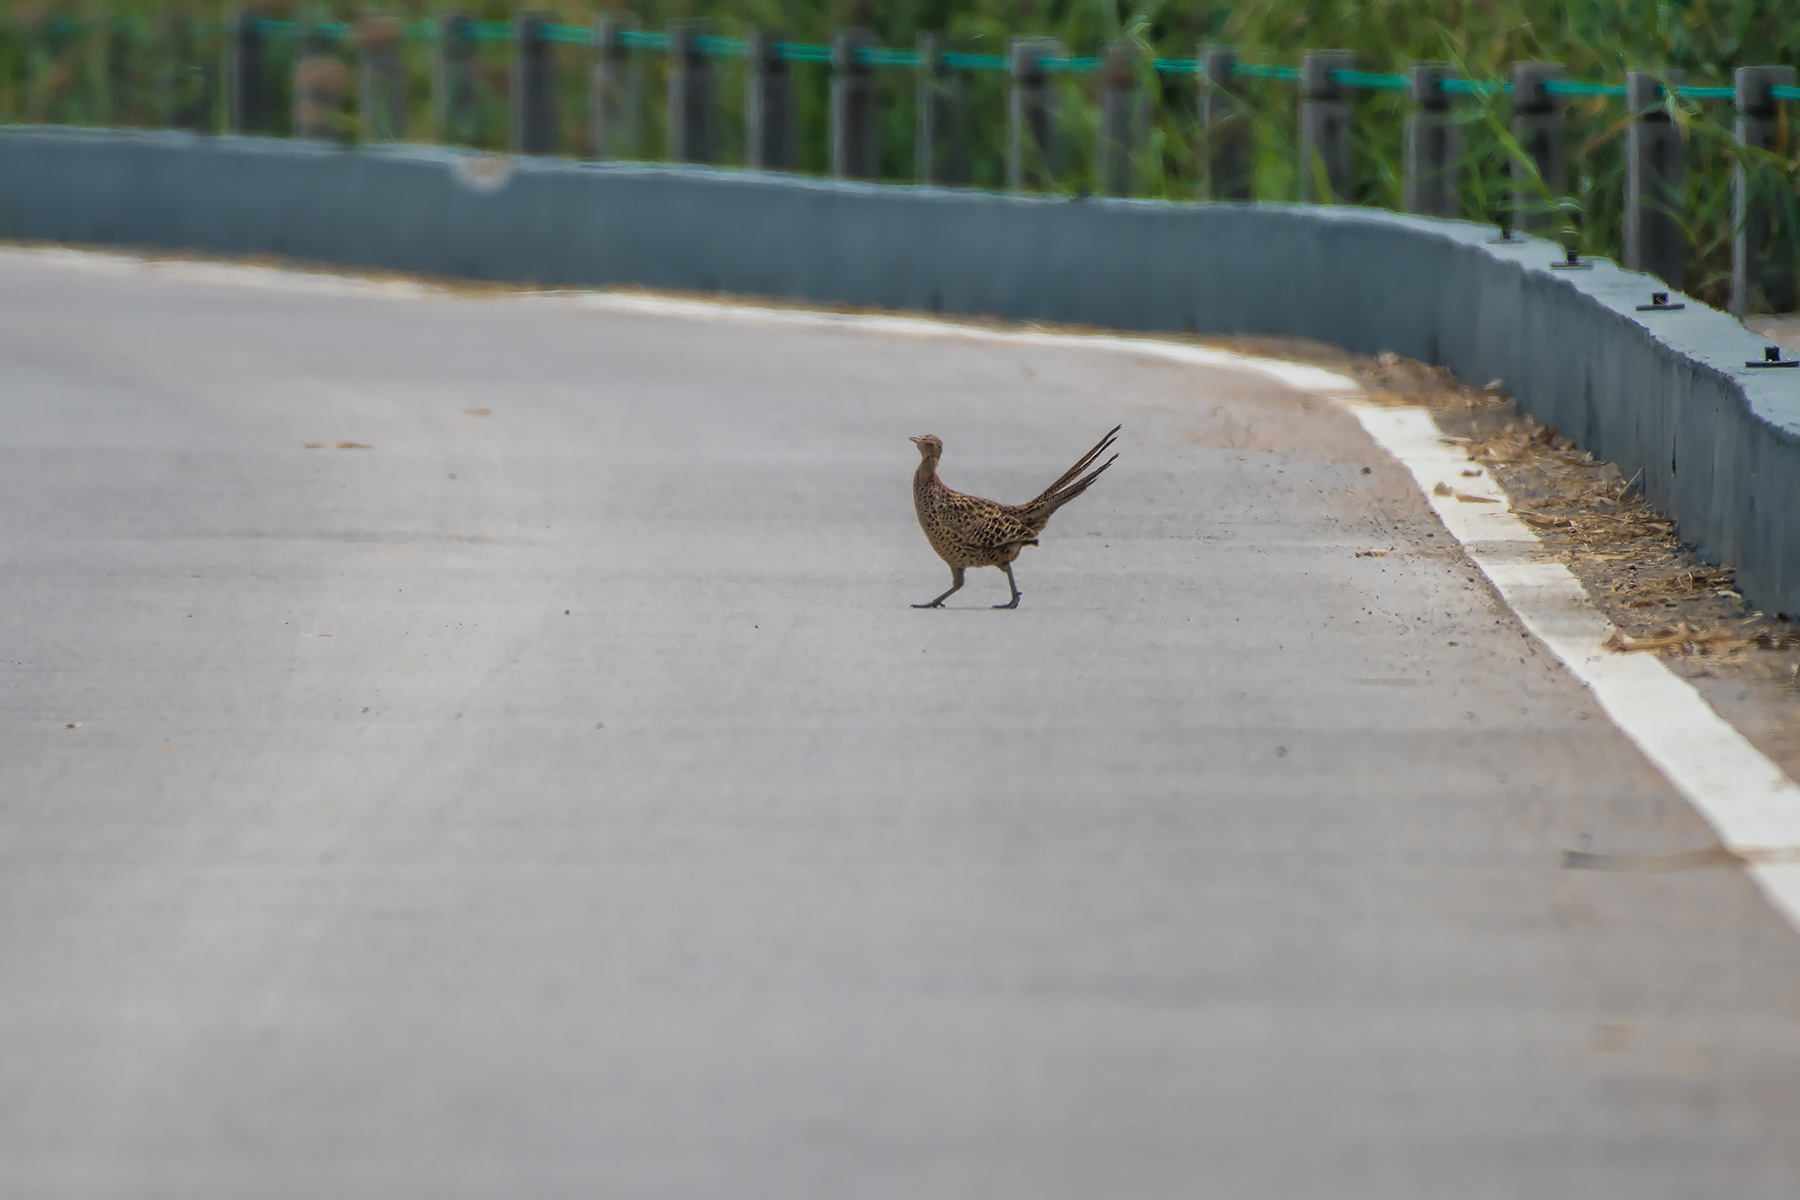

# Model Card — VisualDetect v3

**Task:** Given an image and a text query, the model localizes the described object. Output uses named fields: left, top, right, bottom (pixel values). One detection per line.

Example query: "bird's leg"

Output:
left=993, top=562, right=1022, bottom=610
left=913, top=567, right=965, bottom=609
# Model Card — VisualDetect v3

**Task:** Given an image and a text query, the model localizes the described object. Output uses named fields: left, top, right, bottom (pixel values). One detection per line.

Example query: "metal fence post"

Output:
left=1095, top=40, right=1145, bottom=197
left=154, top=13, right=181, bottom=129
left=1403, top=62, right=1458, bottom=218
left=666, top=20, right=714, bottom=164
left=1008, top=37, right=1059, bottom=193
left=158, top=13, right=213, bottom=133
left=86, top=17, right=111, bottom=127
left=590, top=16, right=639, bottom=159
left=1299, top=50, right=1353, bottom=203
left=434, top=11, right=475, bottom=145
left=1198, top=46, right=1250, bottom=200
left=1510, top=62, right=1566, bottom=234
left=745, top=29, right=796, bottom=171
left=293, top=21, right=346, bottom=141
left=916, top=34, right=968, bottom=186
left=118, top=21, right=148, bottom=125
left=23, top=14, right=52, bottom=125
left=80, top=18, right=105, bottom=124
left=357, top=14, right=405, bottom=143
left=831, top=29, right=878, bottom=180
left=511, top=11, right=555, bottom=155
left=1732, top=66, right=1798, bottom=316
left=1624, top=70, right=1685, bottom=290
left=224, top=7, right=270, bottom=134
left=99, top=16, right=130, bottom=126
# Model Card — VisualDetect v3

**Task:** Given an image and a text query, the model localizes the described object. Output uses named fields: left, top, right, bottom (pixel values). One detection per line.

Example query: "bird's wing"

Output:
left=963, top=507, right=1040, bottom=552
left=937, top=491, right=1039, bottom=553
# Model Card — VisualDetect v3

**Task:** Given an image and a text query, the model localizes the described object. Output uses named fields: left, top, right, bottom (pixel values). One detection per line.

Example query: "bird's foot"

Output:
left=992, top=595, right=1022, bottom=610
left=912, top=600, right=946, bottom=609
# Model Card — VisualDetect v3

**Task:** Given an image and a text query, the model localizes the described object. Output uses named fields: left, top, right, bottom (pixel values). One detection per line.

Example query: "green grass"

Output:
left=2, top=2, right=1796, bottom=308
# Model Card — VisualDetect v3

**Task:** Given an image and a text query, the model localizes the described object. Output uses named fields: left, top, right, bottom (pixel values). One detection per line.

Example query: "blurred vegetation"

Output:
left=1, top=1, right=1796, bottom=308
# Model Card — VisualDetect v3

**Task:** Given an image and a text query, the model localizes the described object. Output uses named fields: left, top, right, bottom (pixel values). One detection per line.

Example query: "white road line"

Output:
left=563, top=292, right=1358, bottom=392
left=13, top=245, right=1800, bottom=930
left=1344, top=403, right=1800, bottom=932
left=0, top=246, right=1350, bottom=391
left=1, top=244, right=439, bottom=299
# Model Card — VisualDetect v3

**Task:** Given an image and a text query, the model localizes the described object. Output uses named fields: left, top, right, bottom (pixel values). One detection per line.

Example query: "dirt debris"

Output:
left=1432, top=480, right=1500, bottom=503
left=1338, top=347, right=1800, bottom=704
left=1601, top=623, right=1800, bottom=656
left=1562, top=845, right=1746, bottom=873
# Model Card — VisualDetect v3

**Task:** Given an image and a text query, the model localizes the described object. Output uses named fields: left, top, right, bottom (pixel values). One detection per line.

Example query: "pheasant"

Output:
left=909, top=425, right=1120, bottom=609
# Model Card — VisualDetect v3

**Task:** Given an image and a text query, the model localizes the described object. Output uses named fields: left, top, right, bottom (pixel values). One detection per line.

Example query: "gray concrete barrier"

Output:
left=4, top=126, right=1798, bottom=613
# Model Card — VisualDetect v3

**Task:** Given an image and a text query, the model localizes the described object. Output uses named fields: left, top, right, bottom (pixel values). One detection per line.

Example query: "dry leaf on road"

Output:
left=1433, top=480, right=1499, bottom=503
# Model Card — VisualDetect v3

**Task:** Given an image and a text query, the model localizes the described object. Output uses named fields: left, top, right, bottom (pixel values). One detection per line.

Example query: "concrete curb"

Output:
left=5, top=126, right=1798, bottom=611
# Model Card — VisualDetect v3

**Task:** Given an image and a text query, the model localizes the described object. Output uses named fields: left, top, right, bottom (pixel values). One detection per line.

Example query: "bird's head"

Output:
left=909, top=434, right=943, bottom=461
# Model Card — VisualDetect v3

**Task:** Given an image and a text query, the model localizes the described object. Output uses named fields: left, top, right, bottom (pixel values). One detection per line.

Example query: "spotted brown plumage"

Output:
left=909, top=425, right=1120, bottom=609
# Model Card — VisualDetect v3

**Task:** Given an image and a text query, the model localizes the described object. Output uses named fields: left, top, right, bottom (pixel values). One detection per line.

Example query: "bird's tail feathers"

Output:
left=1026, top=424, right=1120, bottom=509
left=1028, top=453, right=1118, bottom=523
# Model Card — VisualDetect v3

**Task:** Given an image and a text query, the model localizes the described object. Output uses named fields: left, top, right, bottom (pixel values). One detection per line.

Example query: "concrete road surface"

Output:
left=3, top=251, right=1799, bottom=1199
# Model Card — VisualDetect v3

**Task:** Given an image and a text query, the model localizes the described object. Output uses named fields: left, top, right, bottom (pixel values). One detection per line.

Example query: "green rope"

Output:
left=1332, top=69, right=1408, bottom=91
left=1545, top=78, right=1628, bottom=97
left=1440, top=77, right=1507, bottom=97
left=940, top=52, right=1008, bottom=71
left=860, top=47, right=918, bottom=67
left=543, top=24, right=594, bottom=46
left=13, top=11, right=1791, bottom=107
left=1232, top=63, right=1301, bottom=81
left=618, top=30, right=666, bottom=52
left=694, top=35, right=745, bottom=57
left=777, top=42, right=833, bottom=64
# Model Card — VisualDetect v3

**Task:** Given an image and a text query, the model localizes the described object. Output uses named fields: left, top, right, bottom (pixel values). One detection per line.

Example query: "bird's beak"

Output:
left=908, top=436, right=923, bottom=446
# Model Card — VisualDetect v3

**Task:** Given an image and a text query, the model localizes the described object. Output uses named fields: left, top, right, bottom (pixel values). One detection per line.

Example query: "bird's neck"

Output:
left=914, top=456, right=942, bottom=492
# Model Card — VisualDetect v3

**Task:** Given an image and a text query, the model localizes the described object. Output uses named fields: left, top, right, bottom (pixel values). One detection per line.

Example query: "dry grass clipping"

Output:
left=1349, top=350, right=1800, bottom=670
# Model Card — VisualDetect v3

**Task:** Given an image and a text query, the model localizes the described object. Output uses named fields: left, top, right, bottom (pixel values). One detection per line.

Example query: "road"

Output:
left=3, top=250, right=1799, bottom=1199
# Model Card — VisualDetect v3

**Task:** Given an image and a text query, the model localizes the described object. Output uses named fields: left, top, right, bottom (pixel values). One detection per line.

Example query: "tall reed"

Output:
left=2, top=2, right=1794, bottom=308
